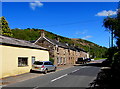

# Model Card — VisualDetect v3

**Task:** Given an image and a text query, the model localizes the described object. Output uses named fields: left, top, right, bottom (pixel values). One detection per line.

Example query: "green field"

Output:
left=94, top=58, right=107, bottom=60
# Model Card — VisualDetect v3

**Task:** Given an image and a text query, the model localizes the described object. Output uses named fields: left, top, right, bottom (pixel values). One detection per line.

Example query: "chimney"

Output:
left=41, top=30, right=45, bottom=37
left=57, top=37, right=60, bottom=42
left=65, top=42, right=69, bottom=46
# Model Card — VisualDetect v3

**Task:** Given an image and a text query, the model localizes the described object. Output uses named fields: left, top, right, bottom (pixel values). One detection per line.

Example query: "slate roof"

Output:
left=45, top=37, right=68, bottom=48
left=35, top=36, right=86, bottom=52
left=0, top=35, right=47, bottom=50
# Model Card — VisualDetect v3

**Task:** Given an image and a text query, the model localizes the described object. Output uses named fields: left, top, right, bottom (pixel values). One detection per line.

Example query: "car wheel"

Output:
left=30, top=69, right=34, bottom=73
left=44, top=69, right=48, bottom=74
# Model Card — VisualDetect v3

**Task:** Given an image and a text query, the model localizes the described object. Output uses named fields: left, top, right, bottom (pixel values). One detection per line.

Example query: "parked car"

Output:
left=30, top=61, right=57, bottom=74
left=84, top=58, right=91, bottom=62
left=76, top=57, right=85, bottom=64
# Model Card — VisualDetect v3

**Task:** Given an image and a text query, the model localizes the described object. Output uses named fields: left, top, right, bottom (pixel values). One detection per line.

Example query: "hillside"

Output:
left=1, top=16, right=107, bottom=58
left=11, top=28, right=107, bottom=58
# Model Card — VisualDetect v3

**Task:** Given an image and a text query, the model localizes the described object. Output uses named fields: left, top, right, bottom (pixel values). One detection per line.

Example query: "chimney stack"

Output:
left=41, top=30, right=45, bottom=37
left=57, top=37, right=60, bottom=42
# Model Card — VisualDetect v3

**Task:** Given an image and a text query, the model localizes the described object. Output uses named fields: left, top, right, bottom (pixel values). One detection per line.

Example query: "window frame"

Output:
left=18, top=57, right=28, bottom=67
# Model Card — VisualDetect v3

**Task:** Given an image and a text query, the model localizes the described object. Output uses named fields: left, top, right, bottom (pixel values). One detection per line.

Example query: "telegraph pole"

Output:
left=107, top=13, right=114, bottom=48
left=111, top=29, right=114, bottom=47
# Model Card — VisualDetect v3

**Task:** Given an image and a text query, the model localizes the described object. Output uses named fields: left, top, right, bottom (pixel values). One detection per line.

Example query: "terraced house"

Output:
left=34, top=31, right=89, bottom=66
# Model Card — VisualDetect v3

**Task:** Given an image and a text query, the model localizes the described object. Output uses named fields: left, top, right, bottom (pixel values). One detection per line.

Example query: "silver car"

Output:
left=30, top=61, right=57, bottom=74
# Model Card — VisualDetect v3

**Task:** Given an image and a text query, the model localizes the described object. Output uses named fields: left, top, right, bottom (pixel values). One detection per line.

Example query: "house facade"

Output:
left=34, top=31, right=89, bottom=66
left=0, top=35, right=49, bottom=78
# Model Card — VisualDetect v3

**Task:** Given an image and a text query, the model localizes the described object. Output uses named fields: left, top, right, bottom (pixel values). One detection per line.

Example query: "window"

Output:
left=34, top=61, right=43, bottom=65
left=32, top=56, right=35, bottom=64
left=18, top=57, right=28, bottom=67
left=60, top=57, right=63, bottom=64
left=57, top=57, right=59, bottom=64
left=64, top=58, right=66, bottom=64
left=49, top=62, right=53, bottom=65
left=57, top=47, right=59, bottom=52
left=44, top=62, right=50, bottom=65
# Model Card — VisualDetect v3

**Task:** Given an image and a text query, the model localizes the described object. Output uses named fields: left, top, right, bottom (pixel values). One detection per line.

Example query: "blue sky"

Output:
left=2, top=1, right=118, bottom=47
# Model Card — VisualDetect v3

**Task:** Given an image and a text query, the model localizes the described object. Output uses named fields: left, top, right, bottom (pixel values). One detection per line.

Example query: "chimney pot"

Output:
left=41, top=30, right=45, bottom=37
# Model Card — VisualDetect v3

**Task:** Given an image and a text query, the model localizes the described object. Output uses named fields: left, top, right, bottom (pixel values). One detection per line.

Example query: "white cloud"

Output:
left=82, top=35, right=92, bottom=39
left=30, top=1, right=43, bottom=10
left=75, top=31, right=85, bottom=35
left=75, top=30, right=87, bottom=35
left=96, top=10, right=117, bottom=16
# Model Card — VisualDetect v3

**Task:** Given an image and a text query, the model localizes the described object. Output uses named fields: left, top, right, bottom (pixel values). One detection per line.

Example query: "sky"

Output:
left=2, top=1, right=119, bottom=48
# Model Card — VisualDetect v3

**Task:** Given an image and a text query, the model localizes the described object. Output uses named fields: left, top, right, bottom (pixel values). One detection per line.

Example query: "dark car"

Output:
left=76, top=57, right=84, bottom=64
left=84, top=58, right=91, bottom=62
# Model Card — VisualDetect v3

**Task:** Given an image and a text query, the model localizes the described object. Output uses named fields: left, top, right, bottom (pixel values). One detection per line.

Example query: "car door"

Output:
left=44, top=62, right=50, bottom=71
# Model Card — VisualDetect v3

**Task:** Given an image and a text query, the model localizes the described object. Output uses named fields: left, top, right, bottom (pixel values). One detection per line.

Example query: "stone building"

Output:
left=34, top=30, right=89, bottom=66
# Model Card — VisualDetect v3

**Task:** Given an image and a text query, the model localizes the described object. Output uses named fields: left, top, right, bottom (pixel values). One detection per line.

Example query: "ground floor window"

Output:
left=18, top=57, right=28, bottom=67
left=57, top=57, right=59, bottom=64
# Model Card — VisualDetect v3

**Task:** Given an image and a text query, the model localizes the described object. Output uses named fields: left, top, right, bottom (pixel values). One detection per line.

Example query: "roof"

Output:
left=45, top=37, right=68, bottom=48
left=0, top=35, right=48, bottom=50
left=35, top=36, right=86, bottom=52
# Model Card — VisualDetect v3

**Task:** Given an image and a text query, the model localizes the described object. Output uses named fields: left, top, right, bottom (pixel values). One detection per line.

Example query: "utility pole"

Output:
left=111, top=29, right=114, bottom=47
left=109, top=36, right=111, bottom=48
left=107, top=12, right=114, bottom=48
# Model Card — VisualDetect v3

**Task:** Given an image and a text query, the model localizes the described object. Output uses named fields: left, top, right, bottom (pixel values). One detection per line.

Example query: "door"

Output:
left=32, top=56, right=35, bottom=65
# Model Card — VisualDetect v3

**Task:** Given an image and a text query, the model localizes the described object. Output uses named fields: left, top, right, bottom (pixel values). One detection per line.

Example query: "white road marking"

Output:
left=71, top=66, right=89, bottom=73
left=33, top=86, right=39, bottom=89
left=72, top=69, right=80, bottom=73
left=81, top=66, right=88, bottom=68
left=51, top=74, right=68, bottom=82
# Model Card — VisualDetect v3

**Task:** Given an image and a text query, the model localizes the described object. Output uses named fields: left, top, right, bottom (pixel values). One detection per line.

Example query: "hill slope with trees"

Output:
left=0, top=16, right=108, bottom=58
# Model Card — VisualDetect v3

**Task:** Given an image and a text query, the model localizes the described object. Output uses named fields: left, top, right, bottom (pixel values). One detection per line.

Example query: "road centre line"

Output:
left=51, top=66, right=89, bottom=82
left=72, top=69, right=80, bottom=73
left=71, top=66, right=89, bottom=73
left=51, top=66, right=90, bottom=82
left=51, top=74, right=68, bottom=82
left=81, top=66, right=88, bottom=68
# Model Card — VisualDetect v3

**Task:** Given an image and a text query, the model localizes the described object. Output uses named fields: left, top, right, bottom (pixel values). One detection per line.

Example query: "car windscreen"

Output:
left=78, top=58, right=83, bottom=61
left=34, top=61, right=43, bottom=65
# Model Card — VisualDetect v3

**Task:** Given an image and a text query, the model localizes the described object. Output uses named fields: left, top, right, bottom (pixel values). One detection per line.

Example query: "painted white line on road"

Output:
left=72, top=69, right=79, bottom=73
left=33, top=86, right=39, bottom=89
left=51, top=74, right=68, bottom=82
left=71, top=66, right=90, bottom=73
left=81, top=66, right=87, bottom=68
left=81, top=66, right=89, bottom=68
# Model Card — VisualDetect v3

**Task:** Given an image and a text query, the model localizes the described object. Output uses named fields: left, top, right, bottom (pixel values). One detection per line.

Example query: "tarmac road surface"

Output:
left=2, top=65, right=101, bottom=89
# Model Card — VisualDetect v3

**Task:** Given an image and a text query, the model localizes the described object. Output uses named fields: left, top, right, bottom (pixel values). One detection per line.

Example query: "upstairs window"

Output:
left=18, top=57, right=28, bottom=67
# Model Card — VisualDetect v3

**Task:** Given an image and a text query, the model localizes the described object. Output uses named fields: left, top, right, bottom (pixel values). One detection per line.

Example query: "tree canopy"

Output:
left=0, top=16, right=13, bottom=37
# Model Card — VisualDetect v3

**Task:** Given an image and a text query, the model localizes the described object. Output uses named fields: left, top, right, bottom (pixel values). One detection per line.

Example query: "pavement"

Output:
left=0, top=64, right=73, bottom=86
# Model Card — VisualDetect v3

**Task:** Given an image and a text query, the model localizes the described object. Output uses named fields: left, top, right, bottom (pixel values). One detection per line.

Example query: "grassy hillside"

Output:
left=11, top=28, right=108, bottom=58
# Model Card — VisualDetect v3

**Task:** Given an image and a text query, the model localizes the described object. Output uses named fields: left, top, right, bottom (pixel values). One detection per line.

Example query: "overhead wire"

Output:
left=40, top=19, right=101, bottom=28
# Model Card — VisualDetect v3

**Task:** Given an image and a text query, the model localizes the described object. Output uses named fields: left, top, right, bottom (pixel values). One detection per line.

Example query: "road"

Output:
left=2, top=65, right=101, bottom=89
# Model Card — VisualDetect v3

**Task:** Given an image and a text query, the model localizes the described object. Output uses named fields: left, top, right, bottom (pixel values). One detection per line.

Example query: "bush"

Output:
left=49, top=58, right=54, bottom=64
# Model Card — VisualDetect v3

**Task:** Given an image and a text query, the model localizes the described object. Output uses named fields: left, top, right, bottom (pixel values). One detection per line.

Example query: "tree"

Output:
left=103, top=2, right=120, bottom=48
left=0, top=16, right=13, bottom=37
